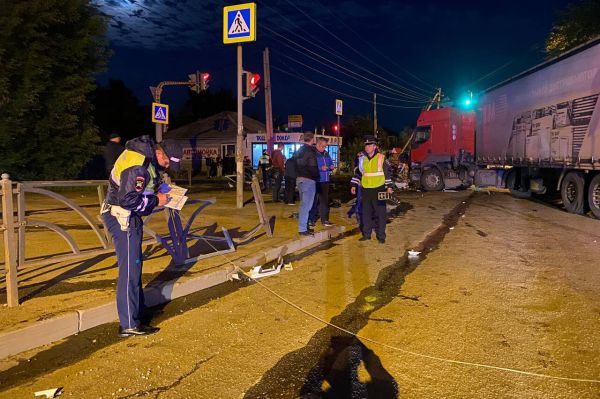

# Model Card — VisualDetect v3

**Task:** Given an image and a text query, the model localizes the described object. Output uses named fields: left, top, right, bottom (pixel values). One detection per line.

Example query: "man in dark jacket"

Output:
left=309, top=137, right=335, bottom=227
left=295, top=133, right=319, bottom=235
left=102, top=135, right=182, bottom=337
left=104, top=133, right=125, bottom=176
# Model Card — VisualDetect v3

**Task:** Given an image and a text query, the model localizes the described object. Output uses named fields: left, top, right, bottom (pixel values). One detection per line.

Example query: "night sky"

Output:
left=94, top=0, right=573, bottom=133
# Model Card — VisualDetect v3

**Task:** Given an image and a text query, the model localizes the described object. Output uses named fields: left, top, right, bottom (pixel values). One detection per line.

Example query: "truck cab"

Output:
left=410, top=107, right=476, bottom=190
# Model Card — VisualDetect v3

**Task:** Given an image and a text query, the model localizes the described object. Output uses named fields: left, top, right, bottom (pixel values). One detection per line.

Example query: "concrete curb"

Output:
left=0, top=226, right=346, bottom=360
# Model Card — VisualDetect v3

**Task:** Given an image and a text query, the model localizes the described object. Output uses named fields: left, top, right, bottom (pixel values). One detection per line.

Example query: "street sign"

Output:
left=223, top=3, right=256, bottom=44
left=288, top=114, right=303, bottom=128
left=335, top=99, right=343, bottom=115
left=152, top=102, right=169, bottom=125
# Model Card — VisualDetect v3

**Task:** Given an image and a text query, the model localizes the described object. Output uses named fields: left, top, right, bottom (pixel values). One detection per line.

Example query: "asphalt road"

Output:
left=1, top=191, right=599, bottom=398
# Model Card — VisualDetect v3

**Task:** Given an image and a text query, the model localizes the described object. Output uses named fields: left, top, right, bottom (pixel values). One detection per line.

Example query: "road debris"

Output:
left=34, top=388, right=63, bottom=398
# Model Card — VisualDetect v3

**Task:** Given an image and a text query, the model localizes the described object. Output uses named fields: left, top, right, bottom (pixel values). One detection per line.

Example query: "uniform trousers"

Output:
left=102, top=211, right=145, bottom=329
left=361, top=186, right=387, bottom=240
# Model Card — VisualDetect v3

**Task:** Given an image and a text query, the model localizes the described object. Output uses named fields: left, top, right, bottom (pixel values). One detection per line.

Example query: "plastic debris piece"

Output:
left=449, top=227, right=455, bottom=230
left=408, top=250, right=421, bottom=257
left=34, top=388, right=63, bottom=398
left=284, top=262, right=293, bottom=271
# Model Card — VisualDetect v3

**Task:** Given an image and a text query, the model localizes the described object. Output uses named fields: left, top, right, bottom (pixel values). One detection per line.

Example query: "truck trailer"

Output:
left=410, top=37, right=600, bottom=217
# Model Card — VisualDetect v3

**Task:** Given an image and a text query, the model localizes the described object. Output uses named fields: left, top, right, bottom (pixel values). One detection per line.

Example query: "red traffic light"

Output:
left=202, top=73, right=210, bottom=81
left=250, top=73, right=261, bottom=86
left=333, top=125, right=339, bottom=132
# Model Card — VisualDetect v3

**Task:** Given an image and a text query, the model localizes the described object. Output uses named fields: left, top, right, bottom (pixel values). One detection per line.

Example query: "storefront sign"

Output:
left=183, top=147, right=219, bottom=159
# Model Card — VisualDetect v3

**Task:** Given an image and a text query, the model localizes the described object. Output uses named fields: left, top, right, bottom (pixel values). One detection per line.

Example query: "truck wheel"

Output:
left=587, top=174, right=600, bottom=218
left=421, top=168, right=444, bottom=191
left=561, top=171, right=587, bottom=214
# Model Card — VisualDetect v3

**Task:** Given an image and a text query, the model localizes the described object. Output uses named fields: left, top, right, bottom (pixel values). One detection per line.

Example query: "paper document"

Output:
left=164, top=185, right=188, bottom=211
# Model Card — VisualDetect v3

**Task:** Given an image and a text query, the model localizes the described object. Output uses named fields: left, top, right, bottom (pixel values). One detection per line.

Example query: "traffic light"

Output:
left=188, top=71, right=210, bottom=93
left=244, top=71, right=261, bottom=98
left=200, top=73, right=210, bottom=91
left=459, top=90, right=476, bottom=109
left=332, top=124, right=339, bottom=134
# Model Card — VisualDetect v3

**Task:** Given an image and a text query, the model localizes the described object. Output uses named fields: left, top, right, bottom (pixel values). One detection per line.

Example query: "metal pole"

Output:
left=337, top=115, right=340, bottom=137
left=263, top=48, right=274, bottom=155
left=236, top=44, right=244, bottom=209
left=373, top=93, right=378, bottom=137
left=155, top=123, right=162, bottom=143
left=2, top=174, right=19, bottom=307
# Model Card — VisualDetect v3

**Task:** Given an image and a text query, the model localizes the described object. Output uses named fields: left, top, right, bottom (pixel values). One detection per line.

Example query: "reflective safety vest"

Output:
left=259, top=154, right=270, bottom=166
left=359, top=153, right=385, bottom=188
left=111, top=149, right=158, bottom=193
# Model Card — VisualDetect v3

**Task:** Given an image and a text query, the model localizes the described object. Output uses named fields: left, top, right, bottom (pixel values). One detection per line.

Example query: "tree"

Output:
left=546, top=0, right=600, bottom=58
left=92, top=80, right=153, bottom=142
left=0, top=0, right=109, bottom=180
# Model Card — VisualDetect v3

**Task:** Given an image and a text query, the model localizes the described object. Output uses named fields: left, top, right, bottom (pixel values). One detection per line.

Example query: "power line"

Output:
left=276, top=0, right=434, bottom=97
left=276, top=53, right=427, bottom=103
left=312, top=0, right=436, bottom=92
left=271, top=64, right=426, bottom=109
left=263, top=26, right=430, bottom=101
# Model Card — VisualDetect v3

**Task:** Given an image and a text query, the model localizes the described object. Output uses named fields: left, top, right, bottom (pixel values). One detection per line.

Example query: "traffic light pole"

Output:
left=236, top=44, right=244, bottom=209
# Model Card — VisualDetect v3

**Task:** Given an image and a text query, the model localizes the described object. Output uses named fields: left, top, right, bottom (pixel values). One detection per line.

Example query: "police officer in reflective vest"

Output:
left=350, top=135, right=393, bottom=244
left=102, top=135, right=182, bottom=337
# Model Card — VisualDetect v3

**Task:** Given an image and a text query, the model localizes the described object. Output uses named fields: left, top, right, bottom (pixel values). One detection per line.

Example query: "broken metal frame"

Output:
left=1, top=175, right=235, bottom=307
left=142, top=198, right=236, bottom=266
left=238, top=175, right=273, bottom=241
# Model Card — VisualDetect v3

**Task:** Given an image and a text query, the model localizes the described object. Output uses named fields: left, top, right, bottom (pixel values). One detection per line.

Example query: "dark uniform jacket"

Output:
left=106, top=136, right=161, bottom=216
left=294, top=144, right=320, bottom=181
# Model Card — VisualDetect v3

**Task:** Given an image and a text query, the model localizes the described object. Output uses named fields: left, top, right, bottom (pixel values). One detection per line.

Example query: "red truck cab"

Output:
left=410, top=107, right=476, bottom=190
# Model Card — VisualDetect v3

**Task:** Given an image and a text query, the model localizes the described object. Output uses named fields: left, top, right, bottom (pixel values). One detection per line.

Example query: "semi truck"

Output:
left=409, top=37, right=600, bottom=217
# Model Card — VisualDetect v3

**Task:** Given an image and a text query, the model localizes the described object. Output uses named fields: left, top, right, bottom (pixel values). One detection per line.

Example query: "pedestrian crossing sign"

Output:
left=223, top=3, right=256, bottom=44
left=152, top=102, right=169, bottom=125
left=335, top=99, right=343, bottom=116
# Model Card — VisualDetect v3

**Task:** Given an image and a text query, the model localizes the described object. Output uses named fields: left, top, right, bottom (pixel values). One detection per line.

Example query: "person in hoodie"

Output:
left=102, top=135, right=182, bottom=337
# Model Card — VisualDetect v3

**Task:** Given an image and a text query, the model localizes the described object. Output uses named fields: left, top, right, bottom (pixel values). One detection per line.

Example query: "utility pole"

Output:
left=263, top=48, right=274, bottom=155
left=236, top=44, right=244, bottom=209
left=373, top=93, right=378, bottom=137
left=425, top=88, right=443, bottom=111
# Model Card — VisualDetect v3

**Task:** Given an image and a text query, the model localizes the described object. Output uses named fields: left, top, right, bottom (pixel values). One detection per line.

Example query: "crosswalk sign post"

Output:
left=223, top=3, right=257, bottom=209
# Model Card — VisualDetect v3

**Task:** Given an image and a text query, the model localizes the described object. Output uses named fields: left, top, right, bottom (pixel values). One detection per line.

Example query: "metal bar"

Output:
left=2, top=174, right=19, bottom=307
left=24, top=187, right=109, bottom=249
left=16, top=183, right=25, bottom=269
left=27, top=219, right=81, bottom=254
left=20, top=181, right=108, bottom=188
left=96, top=185, right=111, bottom=245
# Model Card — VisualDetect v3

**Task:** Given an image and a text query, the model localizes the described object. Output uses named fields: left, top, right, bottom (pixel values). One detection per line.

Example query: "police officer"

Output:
left=350, top=135, right=393, bottom=244
left=102, top=135, right=182, bottom=337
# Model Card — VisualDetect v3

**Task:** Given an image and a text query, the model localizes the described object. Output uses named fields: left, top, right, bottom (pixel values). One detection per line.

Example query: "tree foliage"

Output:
left=546, top=0, right=600, bottom=58
left=0, top=0, right=109, bottom=180
left=92, top=79, right=153, bottom=142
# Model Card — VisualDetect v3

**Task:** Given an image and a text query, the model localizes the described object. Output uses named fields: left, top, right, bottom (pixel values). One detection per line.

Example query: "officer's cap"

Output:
left=363, top=135, right=378, bottom=145
left=159, top=139, right=183, bottom=172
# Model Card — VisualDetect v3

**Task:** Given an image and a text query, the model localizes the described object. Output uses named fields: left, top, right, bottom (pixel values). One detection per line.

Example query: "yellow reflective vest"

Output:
left=111, top=149, right=158, bottom=193
left=359, top=153, right=385, bottom=188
